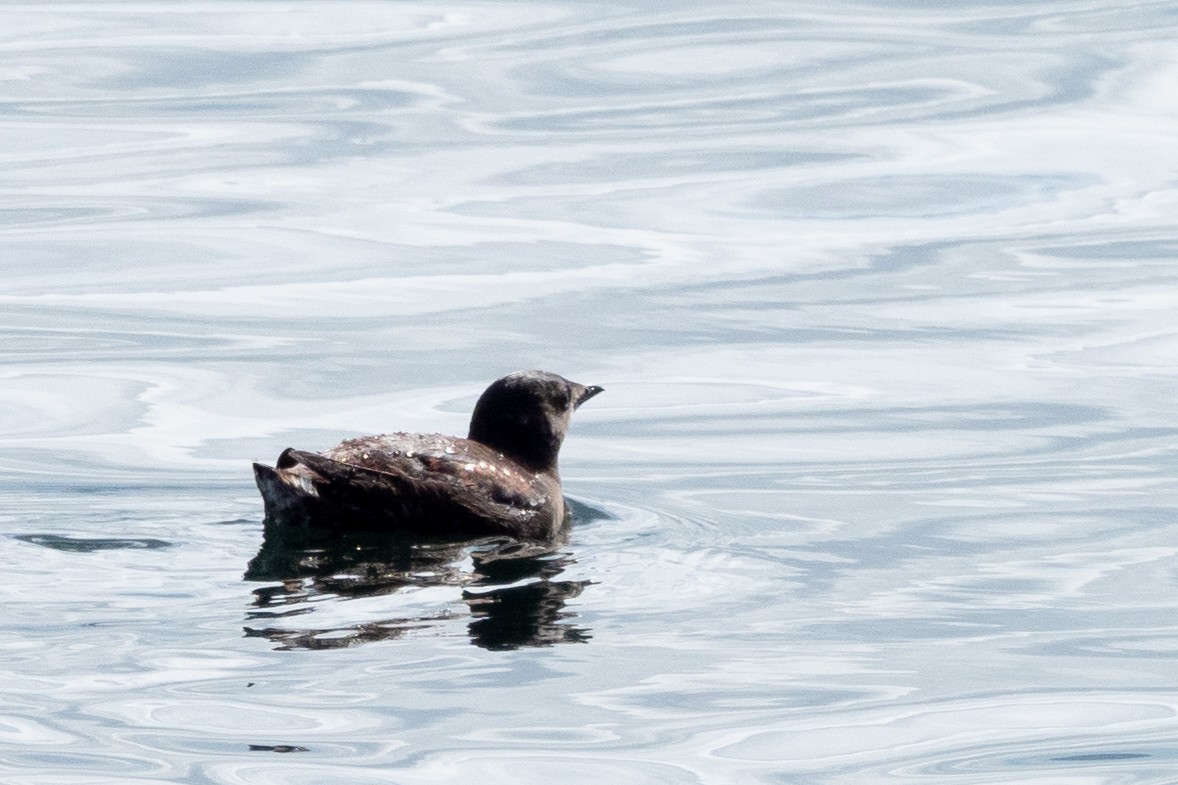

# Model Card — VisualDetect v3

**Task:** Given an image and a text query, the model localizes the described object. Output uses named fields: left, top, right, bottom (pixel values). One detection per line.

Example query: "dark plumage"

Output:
left=253, top=370, right=603, bottom=540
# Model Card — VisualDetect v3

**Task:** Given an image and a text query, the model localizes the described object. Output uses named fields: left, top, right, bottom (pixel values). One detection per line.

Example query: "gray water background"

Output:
left=4, top=1, right=1178, bottom=782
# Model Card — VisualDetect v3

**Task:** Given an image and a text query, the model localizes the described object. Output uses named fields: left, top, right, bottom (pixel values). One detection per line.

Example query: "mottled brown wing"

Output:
left=323, top=433, right=549, bottom=510
left=277, top=433, right=559, bottom=537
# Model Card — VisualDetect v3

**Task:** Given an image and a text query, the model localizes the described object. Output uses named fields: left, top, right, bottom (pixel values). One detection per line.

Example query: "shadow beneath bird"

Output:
left=242, top=501, right=611, bottom=651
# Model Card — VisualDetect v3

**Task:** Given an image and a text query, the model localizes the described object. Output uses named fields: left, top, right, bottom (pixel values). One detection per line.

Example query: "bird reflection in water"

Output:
left=242, top=514, right=593, bottom=651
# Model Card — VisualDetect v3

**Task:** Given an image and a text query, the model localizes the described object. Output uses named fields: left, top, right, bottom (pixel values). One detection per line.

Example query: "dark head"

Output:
left=467, top=370, right=603, bottom=474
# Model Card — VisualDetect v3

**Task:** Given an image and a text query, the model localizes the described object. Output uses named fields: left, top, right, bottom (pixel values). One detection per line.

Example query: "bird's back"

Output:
left=254, top=432, right=565, bottom=540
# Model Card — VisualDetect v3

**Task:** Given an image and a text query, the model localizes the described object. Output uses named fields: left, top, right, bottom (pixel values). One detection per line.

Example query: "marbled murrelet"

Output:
left=253, top=370, right=603, bottom=540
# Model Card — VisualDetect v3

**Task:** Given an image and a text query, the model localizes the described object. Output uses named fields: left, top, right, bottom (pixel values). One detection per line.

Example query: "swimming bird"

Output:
left=253, top=370, right=603, bottom=541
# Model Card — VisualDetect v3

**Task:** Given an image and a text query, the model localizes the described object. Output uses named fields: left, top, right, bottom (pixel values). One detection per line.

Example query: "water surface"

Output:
left=3, top=1, right=1178, bottom=782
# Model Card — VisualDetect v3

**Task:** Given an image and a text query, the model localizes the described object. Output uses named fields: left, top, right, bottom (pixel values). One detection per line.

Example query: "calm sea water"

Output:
left=4, top=1, right=1178, bottom=782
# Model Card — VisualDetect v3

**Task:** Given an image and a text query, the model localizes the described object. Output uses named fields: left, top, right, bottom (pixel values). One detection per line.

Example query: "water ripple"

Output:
left=4, top=1, right=1178, bottom=784
left=12, top=534, right=173, bottom=552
